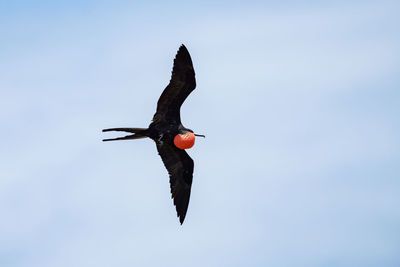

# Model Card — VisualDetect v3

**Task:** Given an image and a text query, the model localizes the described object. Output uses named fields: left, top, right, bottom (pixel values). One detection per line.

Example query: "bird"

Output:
left=102, top=44, right=204, bottom=224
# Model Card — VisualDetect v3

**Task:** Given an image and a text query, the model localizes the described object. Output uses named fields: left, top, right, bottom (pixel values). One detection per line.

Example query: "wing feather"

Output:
left=156, top=142, right=194, bottom=224
left=152, top=45, right=196, bottom=124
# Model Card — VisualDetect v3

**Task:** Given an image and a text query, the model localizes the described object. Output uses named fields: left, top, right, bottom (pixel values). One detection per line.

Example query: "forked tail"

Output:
left=102, top=128, right=149, bottom=142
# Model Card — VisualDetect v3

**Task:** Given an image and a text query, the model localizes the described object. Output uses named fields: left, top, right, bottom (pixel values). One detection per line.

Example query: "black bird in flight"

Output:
left=102, top=44, right=204, bottom=224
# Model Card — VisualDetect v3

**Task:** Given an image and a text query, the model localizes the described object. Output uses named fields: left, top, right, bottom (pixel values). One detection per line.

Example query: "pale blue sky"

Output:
left=1, top=1, right=399, bottom=266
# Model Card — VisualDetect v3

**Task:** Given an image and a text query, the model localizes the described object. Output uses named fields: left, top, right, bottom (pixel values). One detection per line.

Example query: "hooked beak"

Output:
left=194, top=134, right=205, bottom=138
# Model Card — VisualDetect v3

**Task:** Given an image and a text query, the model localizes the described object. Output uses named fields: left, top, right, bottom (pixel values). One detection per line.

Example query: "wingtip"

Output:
left=178, top=44, right=189, bottom=54
left=173, top=44, right=193, bottom=70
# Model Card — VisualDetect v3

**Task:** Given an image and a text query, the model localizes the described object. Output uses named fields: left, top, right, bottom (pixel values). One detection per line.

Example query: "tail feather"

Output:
left=102, top=127, right=148, bottom=142
left=102, top=127, right=147, bottom=133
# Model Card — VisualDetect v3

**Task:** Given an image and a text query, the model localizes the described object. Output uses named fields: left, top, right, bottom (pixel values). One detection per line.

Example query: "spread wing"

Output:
left=152, top=44, right=196, bottom=124
left=156, top=142, right=194, bottom=224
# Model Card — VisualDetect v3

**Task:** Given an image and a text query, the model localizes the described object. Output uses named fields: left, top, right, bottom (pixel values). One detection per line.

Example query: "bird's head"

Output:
left=173, top=129, right=205, bottom=150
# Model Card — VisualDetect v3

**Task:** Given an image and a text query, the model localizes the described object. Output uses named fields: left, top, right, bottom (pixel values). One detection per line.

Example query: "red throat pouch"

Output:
left=174, top=132, right=195, bottom=149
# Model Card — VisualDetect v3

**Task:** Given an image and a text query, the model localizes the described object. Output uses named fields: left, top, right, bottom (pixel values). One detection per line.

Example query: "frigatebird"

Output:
left=102, top=44, right=204, bottom=224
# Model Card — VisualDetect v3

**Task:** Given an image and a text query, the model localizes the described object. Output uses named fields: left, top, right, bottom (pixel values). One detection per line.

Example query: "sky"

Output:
left=1, top=1, right=399, bottom=266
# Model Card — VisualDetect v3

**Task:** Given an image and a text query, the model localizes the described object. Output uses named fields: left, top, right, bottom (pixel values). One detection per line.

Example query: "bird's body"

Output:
left=102, top=45, right=203, bottom=224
